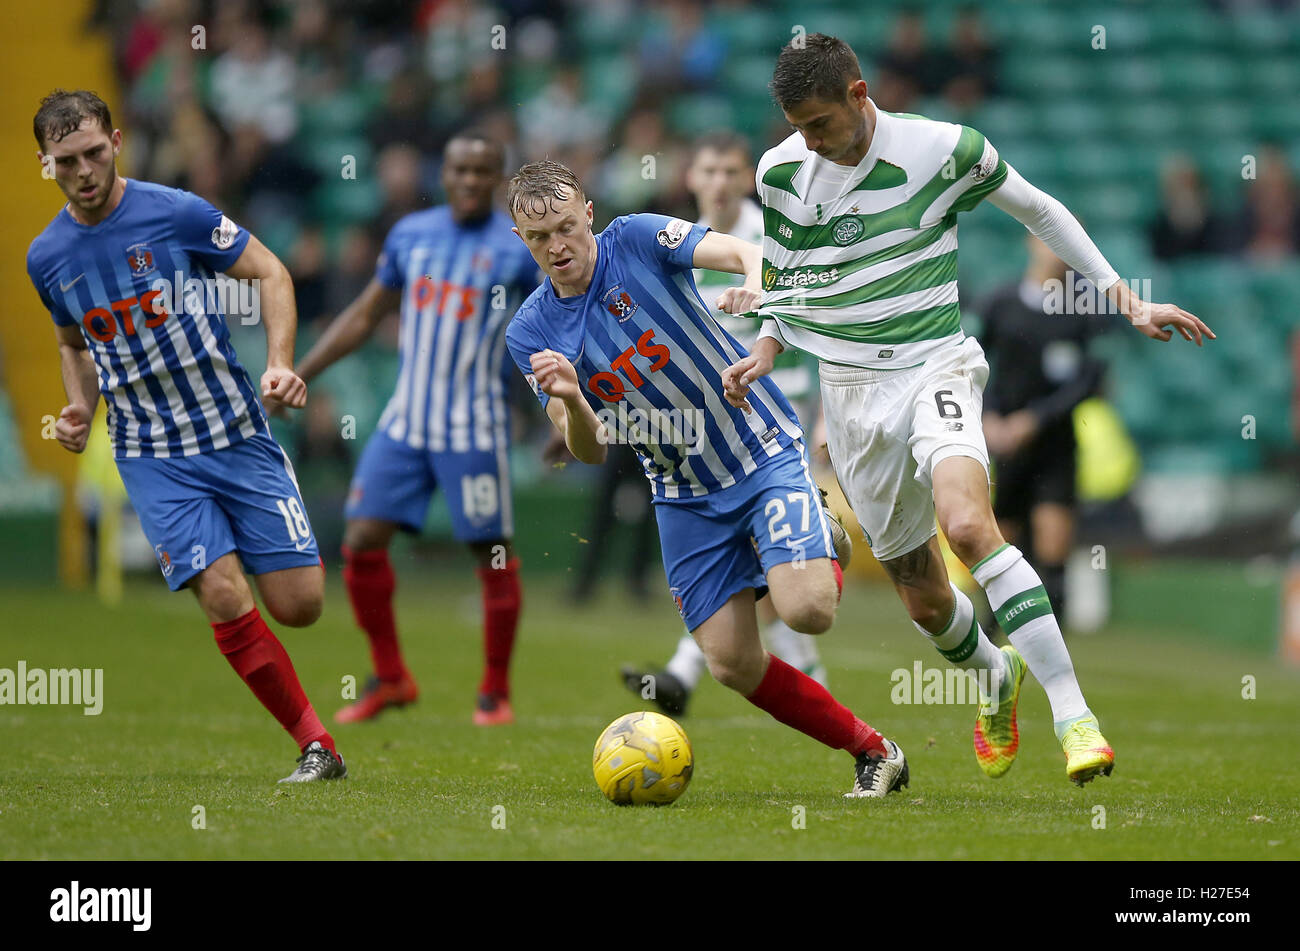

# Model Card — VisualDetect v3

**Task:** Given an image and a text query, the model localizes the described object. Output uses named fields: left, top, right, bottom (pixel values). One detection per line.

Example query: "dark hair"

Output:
left=445, top=128, right=506, bottom=171
left=34, top=89, right=113, bottom=149
left=691, top=131, right=752, bottom=164
left=506, top=160, right=586, bottom=220
left=770, top=33, right=863, bottom=110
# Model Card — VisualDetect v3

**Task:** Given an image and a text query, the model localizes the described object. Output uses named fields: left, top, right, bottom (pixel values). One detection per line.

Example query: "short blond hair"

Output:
left=506, top=160, right=586, bottom=220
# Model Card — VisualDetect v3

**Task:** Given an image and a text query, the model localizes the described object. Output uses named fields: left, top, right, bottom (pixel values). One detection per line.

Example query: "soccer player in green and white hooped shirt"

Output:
left=723, top=34, right=1214, bottom=786
left=621, top=132, right=834, bottom=715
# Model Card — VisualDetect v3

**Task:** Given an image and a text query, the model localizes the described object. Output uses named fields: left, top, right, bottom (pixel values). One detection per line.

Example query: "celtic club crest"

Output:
left=832, top=216, right=864, bottom=246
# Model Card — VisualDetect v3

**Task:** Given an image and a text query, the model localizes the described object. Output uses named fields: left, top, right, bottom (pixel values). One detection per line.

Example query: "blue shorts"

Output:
left=116, top=431, right=322, bottom=591
left=344, top=429, right=513, bottom=542
left=655, top=442, right=836, bottom=631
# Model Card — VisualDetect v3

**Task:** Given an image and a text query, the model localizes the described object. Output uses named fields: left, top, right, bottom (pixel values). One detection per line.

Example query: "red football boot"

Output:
left=472, top=692, right=514, bottom=726
left=335, top=674, right=419, bottom=724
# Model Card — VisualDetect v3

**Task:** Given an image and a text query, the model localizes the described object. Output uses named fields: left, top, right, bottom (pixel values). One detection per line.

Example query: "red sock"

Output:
left=477, top=556, right=522, bottom=698
left=342, top=545, right=408, bottom=683
left=833, top=560, right=844, bottom=601
left=746, top=654, right=886, bottom=757
left=212, top=607, right=334, bottom=754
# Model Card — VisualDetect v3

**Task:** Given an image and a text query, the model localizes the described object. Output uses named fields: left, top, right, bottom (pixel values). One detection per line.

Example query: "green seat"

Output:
left=1111, top=100, right=1181, bottom=142
left=966, top=102, right=1035, bottom=146
left=1179, top=99, right=1251, bottom=140
left=311, top=179, right=382, bottom=226
left=1099, top=59, right=1160, bottom=100
left=1231, top=11, right=1292, bottom=53
left=1054, top=141, right=1134, bottom=182
left=1147, top=7, right=1224, bottom=49
left=707, top=8, right=784, bottom=52
left=1241, top=57, right=1299, bottom=99
left=1248, top=101, right=1300, bottom=140
left=1156, top=53, right=1241, bottom=100
left=582, top=55, right=637, bottom=115
left=1037, top=99, right=1111, bottom=142
left=298, top=90, right=371, bottom=139
left=668, top=96, right=738, bottom=138
left=304, top=135, right=373, bottom=178
left=723, top=54, right=775, bottom=98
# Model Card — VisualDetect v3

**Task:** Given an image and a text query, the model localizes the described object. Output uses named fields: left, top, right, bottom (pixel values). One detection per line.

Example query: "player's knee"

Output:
left=193, top=570, right=251, bottom=623
left=943, top=512, right=994, bottom=563
left=783, top=598, right=835, bottom=635
left=343, top=520, right=390, bottom=553
left=266, top=595, right=322, bottom=628
left=705, top=650, right=763, bottom=693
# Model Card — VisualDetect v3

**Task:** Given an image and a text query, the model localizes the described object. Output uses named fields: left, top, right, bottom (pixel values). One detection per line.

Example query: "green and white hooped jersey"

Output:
left=756, top=108, right=1008, bottom=370
left=693, top=198, right=817, bottom=401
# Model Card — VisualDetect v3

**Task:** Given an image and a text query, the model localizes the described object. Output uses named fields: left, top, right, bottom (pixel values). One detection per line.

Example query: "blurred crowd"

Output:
left=85, top=0, right=1300, bottom=333
left=1150, top=145, right=1300, bottom=261
left=83, top=0, right=1001, bottom=332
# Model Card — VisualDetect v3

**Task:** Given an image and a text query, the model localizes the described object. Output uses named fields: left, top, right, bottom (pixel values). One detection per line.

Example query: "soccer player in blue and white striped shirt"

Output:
left=295, top=132, right=539, bottom=726
left=504, top=161, right=908, bottom=798
left=27, top=89, right=343, bottom=783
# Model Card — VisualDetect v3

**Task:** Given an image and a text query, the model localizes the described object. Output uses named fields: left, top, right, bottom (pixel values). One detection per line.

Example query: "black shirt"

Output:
left=975, top=278, right=1108, bottom=448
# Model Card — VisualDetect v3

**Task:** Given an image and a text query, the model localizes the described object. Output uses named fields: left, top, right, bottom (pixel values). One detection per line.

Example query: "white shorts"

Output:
left=819, top=336, right=990, bottom=563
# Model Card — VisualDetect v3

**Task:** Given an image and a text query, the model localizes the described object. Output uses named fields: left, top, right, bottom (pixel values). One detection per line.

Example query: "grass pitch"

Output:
left=1, top=560, right=1296, bottom=860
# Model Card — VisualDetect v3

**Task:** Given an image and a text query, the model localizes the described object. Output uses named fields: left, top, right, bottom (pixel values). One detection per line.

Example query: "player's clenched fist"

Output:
left=529, top=349, right=581, bottom=402
left=261, top=367, right=308, bottom=409
left=715, top=286, right=761, bottom=316
left=55, top=404, right=92, bottom=453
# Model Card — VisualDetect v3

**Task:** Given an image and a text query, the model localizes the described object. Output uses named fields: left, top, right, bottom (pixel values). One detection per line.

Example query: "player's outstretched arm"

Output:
left=988, top=164, right=1215, bottom=346
left=225, top=234, right=308, bottom=409
left=692, top=232, right=763, bottom=315
left=52, top=323, right=99, bottom=453
left=295, top=279, right=401, bottom=385
left=531, top=349, right=607, bottom=465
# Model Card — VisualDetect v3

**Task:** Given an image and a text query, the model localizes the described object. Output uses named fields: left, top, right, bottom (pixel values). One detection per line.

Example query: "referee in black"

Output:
left=976, top=236, right=1108, bottom=629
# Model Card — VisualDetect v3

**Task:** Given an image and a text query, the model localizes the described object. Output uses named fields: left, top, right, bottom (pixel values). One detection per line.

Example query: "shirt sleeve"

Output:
left=173, top=191, right=250, bottom=272
left=375, top=228, right=404, bottom=289
left=619, top=214, right=709, bottom=273
left=987, top=164, right=1121, bottom=291
left=27, top=247, right=76, bottom=327
left=944, top=126, right=1009, bottom=215
left=505, top=315, right=551, bottom=410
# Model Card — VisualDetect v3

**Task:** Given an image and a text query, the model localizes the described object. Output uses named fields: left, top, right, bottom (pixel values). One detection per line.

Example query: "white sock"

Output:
left=763, top=618, right=828, bottom=687
left=913, top=582, right=1008, bottom=697
left=664, top=632, right=707, bottom=689
left=972, top=544, right=1088, bottom=724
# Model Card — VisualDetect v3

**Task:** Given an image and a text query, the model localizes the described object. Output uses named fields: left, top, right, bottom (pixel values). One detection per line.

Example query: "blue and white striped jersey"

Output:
left=505, top=214, right=802, bottom=501
left=374, top=207, right=539, bottom=453
left=27, top=179, right=265, bottom=459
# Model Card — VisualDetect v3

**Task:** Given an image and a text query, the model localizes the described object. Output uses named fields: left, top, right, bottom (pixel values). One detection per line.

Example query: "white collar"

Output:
left=791, top=102, right=892, bottom=202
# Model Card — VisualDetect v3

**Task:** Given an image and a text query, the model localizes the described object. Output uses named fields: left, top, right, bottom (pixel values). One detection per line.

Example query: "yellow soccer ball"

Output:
left=593, top=711, right=694, bottom=805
